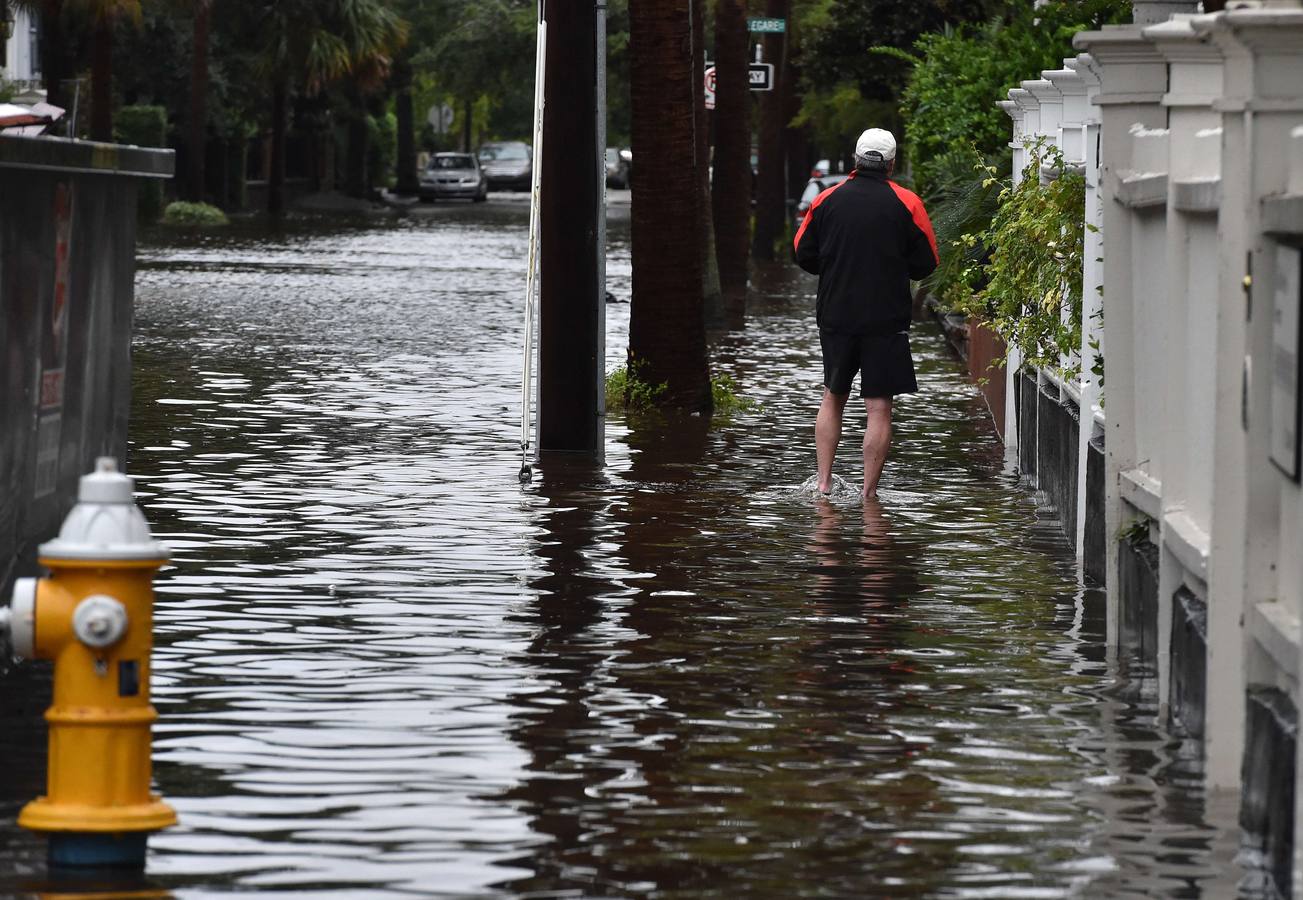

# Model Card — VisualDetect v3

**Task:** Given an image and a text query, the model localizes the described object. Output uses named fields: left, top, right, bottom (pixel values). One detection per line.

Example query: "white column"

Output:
left=1065, top=56, right=1105, bottom=569
left=1073, top=23, right=1169, bottom=646
left=999, top=97, right=1028, bottom=453
left=1195, top=8, right=1303, bottom=882
left=1146, top=12, right=1231, bottom=783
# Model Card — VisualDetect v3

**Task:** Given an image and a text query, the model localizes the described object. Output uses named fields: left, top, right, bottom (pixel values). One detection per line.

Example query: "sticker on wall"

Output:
left=35, top=181, right=73, bottom=498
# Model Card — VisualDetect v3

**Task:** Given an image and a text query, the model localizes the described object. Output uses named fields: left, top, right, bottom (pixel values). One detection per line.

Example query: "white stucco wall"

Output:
left=2, top=8, right=39, bottom=85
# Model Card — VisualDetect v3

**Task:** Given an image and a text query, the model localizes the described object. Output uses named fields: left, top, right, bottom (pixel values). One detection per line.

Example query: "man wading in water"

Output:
left=794, top=128, right=938, bottom=499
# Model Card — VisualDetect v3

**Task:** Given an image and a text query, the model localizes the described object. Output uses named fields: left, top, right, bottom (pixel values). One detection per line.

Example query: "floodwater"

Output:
left=0, top=200, right=1246, bottom=897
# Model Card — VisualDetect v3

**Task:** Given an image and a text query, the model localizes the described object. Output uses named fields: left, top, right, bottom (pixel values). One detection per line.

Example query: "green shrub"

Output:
left=368, top=112, right=398, bottom=189
left=605, top=359, right=666, bottom=412
left=711, top=373, right=757, bottom=416
left=901, top=1, right=1129, bottom=198
left=114, top=104, right=168, bottom=148
left=952, top=142, right=1087, bottom=375
left=115, top=105, right=169, bottom=222
left=161, top=201, right=229, bottom=227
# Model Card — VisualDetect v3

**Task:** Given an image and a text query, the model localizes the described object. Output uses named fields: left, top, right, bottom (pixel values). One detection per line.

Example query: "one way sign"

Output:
left=705, top=62, right=775, bottom=99
left=749, top=63, right=774, bottom=91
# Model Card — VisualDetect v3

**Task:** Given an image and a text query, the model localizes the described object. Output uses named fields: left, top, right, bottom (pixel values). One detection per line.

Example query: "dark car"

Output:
left=420, top=153, right=488, bottom=202
left=478, top=141, right=532, bottom=191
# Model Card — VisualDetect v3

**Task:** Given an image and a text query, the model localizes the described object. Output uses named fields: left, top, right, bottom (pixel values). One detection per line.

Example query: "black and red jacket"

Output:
left=793, top=169, right=939, bottom=335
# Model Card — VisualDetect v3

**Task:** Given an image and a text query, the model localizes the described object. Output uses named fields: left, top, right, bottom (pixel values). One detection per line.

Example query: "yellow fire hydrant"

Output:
left=4, top=457, right=176, bottom=868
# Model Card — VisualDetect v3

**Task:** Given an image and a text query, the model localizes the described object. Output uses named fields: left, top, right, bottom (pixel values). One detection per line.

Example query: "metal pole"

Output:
left=537, top=0, right=603, bottom=457
left=519, top=10, right=547, bottom=481
left=595, top=1, right=608, bottom=432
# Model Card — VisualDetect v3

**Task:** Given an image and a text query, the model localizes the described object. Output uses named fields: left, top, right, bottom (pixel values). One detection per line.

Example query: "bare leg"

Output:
left=816, top=388, right=849, bottom=493
left=863, top=396, right=893, bottom=498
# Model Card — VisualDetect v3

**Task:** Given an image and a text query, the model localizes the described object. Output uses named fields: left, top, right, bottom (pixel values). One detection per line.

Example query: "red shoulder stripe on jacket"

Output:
left=887, top=180, right=938, bottom=264
left=792, top=172, right=855, bottom=254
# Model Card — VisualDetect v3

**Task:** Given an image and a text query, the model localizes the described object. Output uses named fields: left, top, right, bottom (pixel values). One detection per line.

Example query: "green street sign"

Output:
left=747, top=17, right=786, bottom=33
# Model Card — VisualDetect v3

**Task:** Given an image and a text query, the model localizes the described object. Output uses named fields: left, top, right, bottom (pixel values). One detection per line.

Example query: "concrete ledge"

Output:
left=0, top=135, right=174, bottom=179
left=1263, top=193, right=1303, bottom=239
left=1163, top=509, right=1210, bottom=582
left=1115, top=171, right=1169, bottom=209
left=1173, top=177, right=1221, bottom=214
left=1120, top=467, right=1162, bottom=520
left=1250, top=600, right=1301, bottom=689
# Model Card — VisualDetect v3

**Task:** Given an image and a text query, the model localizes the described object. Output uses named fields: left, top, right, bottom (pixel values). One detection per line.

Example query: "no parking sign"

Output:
left=704, top=66, right=716, bottom=110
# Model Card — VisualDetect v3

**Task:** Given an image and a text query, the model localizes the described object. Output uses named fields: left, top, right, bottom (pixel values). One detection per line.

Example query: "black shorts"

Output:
left=820, top=329, right=918, bottom=398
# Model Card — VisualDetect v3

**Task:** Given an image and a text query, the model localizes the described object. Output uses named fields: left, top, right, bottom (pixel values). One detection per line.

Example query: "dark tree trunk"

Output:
left=188, top=0, right=211, bottom=201
left=712, top=0, right=750, bottom=322
left=89, top=12, right=113, bottom=142
left=393, top=57, right=418, bottom=196
left=461, top=98, right=472, bottom=153
left=345, top=109, right=368, bottom=198
left=628, top=0, right=711, bottom=412
left=39, top=0, right=66, bottom=112
left=751, top=0, right=790, bottom=261
left=268, top=76, right=287, bottom=216
left=691, top=0, right=721, bottom=323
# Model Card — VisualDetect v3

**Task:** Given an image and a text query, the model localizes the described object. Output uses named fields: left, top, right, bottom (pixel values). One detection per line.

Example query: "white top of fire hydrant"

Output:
left=39, top=457, right=168, bottom=561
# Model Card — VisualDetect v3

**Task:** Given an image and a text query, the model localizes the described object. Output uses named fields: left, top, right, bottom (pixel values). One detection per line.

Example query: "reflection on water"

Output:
left=0, top=205, right=1243, bottom=897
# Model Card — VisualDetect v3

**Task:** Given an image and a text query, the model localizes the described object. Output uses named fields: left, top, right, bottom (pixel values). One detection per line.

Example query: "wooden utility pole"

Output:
left=712, top=0, right=750, bottom=321
left=538, top=1, right=605, bottom=456
left=751, top=0, right=790, bottom=261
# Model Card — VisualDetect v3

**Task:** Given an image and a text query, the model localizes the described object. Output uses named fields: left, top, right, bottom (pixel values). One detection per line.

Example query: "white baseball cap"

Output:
left=855, top=128, right=896, bottom=162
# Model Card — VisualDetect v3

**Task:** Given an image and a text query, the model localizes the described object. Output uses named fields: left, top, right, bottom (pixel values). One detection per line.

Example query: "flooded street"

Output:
left=1, top=202, right=1243, bottom=897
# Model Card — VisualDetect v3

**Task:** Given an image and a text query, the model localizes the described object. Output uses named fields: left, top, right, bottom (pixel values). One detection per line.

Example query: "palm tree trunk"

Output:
left=268, top=76, right=288, bottom=216
left=751, top=0, right=790, bottom=261
left=89, top=11, right=113, bottom=142
left=628, top=0, right=711, bottom=412
left=345, top=109, right=368, bottom=198
left=39, top=0, right=66, bottom=111
left=712, top=0, right=750, bottom=322
left=461, top=98, right=472, bottom=153
left=188, top=0, right=211, bottom=201
left=393, top=57, right=418, bottom=196
left=692, top=0, right=721, bottom=324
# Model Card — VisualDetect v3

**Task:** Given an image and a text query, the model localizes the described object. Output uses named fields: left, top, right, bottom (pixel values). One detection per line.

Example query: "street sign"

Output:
left=748, top=17, right=786, bottom=33
left=426, top=104, right=454, bottom=134
left=703, top=62, right=775, bottom=99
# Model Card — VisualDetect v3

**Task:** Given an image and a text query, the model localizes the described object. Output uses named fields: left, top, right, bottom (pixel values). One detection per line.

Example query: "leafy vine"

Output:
left=952, top=141, right=1088, bottom=375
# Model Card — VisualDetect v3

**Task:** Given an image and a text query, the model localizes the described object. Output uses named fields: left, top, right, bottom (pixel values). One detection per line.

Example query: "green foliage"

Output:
left=606, top=360, right=667, bottom=412
left=115, top=104, right=168, bottom=221
left=368, top=111, right=397, bottom=187
left=924, top=143, right=1003, bottom=310
left=1118, top=517, right=1151, bottom=546
left=710, top=373, right=757, bottom=416
left=161, top=201, right=229, bottom=227
left=952, top=142, right=1086, bottom=374
left=791, top=85, right=898, bottom=170
left=114, top=104, right=168, bottom=147
left=900, top=0, right=1129, bottom=199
